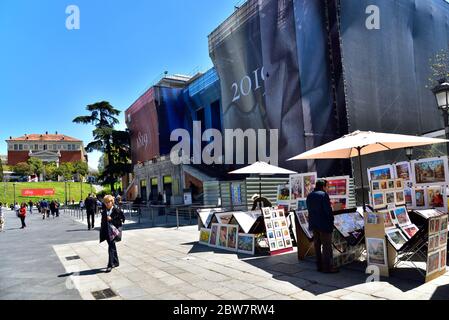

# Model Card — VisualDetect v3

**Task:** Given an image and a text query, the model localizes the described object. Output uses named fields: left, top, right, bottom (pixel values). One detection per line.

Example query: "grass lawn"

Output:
left=0, top=182, right=95, bottom=205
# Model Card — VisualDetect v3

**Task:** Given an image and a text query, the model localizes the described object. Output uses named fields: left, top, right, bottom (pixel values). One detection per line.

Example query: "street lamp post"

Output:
left=405, top=147, right=414, bottom=161
left=13, top=182, right=16, bottom=205
left=64, top=179, right=68, bottom=206
left=432, top=79, right=449, bottom=154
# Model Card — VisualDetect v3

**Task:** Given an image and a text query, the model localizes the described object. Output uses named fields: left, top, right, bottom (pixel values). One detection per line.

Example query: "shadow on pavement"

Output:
left=431, top=284, right=449, bottom=300
left=185, top=241, right=425, bottom=296
left=58, top=268, right=106, bottom=277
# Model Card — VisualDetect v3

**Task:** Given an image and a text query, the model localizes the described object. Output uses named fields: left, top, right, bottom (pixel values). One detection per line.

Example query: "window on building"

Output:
left=67, top=145, right=71, bottom=151
left=14, top=144, right=18, bottom=151
left=35, top=144, right=38, bottom=150
left=24, top=145, right=28, bottom=150
left=43, top=145, right=47, bottom=150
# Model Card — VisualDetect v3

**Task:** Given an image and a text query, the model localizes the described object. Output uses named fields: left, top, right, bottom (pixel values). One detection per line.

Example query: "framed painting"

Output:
left=199, top=228, right=211, bottom=246
left=412, top=157, right=449, bottom=186
left=237, top=233, right=255, bottom=255
left=289, top=174, right=304, bottom=200
left=368, top=165, right=394, bottom=182
left=324, top=176, right=350, bottom=197
left=226, top=225, right=238, bottom=251
left=209, top=224, right=219, bottom=247
left=394, top=162, right=412, bottom=181
left=366, top=238, right=387, bottom=266
left=217, top=224, right=228, bottom=249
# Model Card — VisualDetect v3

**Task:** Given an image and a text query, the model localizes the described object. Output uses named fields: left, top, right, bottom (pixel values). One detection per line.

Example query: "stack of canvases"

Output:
left=198, top=221, right=256, bottom=255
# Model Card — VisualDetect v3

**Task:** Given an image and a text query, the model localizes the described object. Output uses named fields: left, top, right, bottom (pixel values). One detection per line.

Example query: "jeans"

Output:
left=313, top=230, right=333, bottom=271
left=107, top=240, right=119, bottom=268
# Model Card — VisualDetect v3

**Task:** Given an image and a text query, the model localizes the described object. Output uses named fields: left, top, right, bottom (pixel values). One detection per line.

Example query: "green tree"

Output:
left=14, top=162, right=33, bottom=176
left=73, top=101, right=120, bottom=192
left=27, top=157, right=44, bottom=178
left=56, top=162, right=75, bottom=181
left=99, top=129, right=132, bottom=191
left=44, top=162, right=58, bottom=181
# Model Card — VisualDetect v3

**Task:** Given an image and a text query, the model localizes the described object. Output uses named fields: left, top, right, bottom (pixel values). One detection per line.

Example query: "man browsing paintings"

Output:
left=306, top=180, right=339, bottom=273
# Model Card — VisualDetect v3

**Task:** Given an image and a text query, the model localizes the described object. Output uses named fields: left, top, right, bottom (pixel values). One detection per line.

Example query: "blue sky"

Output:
left=0, top=0, right=237, bottom=169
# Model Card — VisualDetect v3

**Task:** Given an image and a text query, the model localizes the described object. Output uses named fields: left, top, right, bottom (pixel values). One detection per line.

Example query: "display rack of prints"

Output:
left=370, top=178, right=405, bottom=209
left=426, top=213, right=449, bottom=282
left=263, top=207, right=294, bottom=255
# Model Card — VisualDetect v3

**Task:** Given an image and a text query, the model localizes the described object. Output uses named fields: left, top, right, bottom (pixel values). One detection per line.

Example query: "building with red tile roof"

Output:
left=6, top=132, right=87, bottom=166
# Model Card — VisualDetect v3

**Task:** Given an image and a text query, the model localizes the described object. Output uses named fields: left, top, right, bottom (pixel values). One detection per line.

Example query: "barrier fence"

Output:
left=62, top=202, right=249, bottom=229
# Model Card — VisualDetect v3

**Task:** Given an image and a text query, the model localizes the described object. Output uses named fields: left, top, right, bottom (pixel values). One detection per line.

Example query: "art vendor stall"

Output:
left=196, top=205, right=296, bottom=256
left=365, top=156, right=449, bottom=281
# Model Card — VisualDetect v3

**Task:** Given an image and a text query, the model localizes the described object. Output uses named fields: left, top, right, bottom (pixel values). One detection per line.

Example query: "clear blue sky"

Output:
left=0, top=0, right=237, bottom=169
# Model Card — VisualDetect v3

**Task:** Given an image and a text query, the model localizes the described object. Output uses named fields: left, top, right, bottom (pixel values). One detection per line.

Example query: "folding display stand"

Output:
left=292, top=211, right=315, bottom=260
left=392, top=227, right=429, bottom=278
left=364, top=212, right=389, bottom=277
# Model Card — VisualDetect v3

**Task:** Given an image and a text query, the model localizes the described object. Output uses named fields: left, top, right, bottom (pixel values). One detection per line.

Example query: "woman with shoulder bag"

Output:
left=100, top=195, right=125, bottom=273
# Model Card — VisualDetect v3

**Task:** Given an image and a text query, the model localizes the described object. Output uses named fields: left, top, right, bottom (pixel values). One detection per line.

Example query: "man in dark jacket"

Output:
left=306, top=180, right=338, bottom=273
left=100, top=195, right=125, bottom=272
left=85, top=194, right=97, bottom=230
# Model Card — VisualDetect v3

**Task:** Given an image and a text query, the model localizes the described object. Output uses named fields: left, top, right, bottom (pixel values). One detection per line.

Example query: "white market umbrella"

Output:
left=229, top=161, right=297, bottom=198
left=288, top=130, right=449, bottom=209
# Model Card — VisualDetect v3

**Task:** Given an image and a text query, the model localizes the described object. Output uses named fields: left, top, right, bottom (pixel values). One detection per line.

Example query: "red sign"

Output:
left=21, top=189, right=55, bottom=197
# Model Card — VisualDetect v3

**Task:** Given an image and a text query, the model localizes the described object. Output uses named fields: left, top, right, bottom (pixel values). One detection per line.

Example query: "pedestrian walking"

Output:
left=0, top=204, right=5, bottom=232
left=50, top=200, right=57, bottom=218
left=14, top=202, right=20, bottom=217
left=306, top=179, right=339, bottom=273
left=28, top=200, right=33, bottom=214
left=85, top=194, right=97, bottom=230
left=100, top=195, right=125, bottom=273
left=55, top=200, right=60, bottom=217
left=40, top=199, right=49, bottom=219
left=19, top=203, right=27, bottom=229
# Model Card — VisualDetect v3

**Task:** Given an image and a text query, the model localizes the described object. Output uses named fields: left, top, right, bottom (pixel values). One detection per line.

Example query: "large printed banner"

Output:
left=125, top=88, right=160, bottom=165
left=21, top=189, right=55, bottom=197
left=209, top=0, right=307, bottom=172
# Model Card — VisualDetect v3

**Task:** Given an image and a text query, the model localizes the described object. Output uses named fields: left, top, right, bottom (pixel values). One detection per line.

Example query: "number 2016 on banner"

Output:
left=231, top=67, right=266, bottom=102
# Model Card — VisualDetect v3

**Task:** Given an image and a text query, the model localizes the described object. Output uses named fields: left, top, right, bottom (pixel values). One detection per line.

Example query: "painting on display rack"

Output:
left=237, top=233, right=255, bottom=255
left=394, top=162, right=412, bottom=181
left=199, top=228, right=211, bottom=246
left=325, top=176, right=349, bottom=197
left=386, top=228, right=408, bottom=251
left=368, top=165, right=394, bottom=182
left=412, top=157, right=449, bottom=186
left=289, top=173, right=317, bottom=200
left=366, top=238, right=387, bottom=266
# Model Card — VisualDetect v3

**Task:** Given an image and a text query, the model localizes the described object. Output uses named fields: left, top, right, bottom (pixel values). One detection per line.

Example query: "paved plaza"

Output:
left=1, top=209, right=449, bottom=300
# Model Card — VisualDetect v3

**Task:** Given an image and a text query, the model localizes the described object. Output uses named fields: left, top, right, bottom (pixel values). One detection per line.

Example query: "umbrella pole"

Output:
left=259, top=176, right=262, bottom=198
left=357, top=147, right=366, bottom=211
